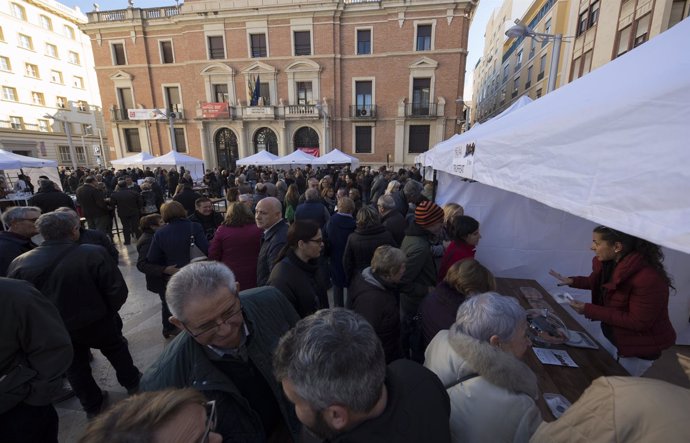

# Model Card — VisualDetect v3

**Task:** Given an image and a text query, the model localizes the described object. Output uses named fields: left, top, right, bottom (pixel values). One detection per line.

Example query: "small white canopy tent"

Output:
left=141, top=151, right=205, bottom=180
left=0, top=149, right=61, bottom=191
left=236, top=150, right=279, bottom=166
left=433, top=18, right=690, bottom=343
left=110, top=152, right=155, bottom=169
left=312, top=149, right=360, bottom=169
left=271, top=150, right=317, bottom=168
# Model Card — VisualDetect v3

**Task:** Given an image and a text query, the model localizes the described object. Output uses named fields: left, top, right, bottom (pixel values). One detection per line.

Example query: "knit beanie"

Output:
left=415, top=201, right=444, bottom=228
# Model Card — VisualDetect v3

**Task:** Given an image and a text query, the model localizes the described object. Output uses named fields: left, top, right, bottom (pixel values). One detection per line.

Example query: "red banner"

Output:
left=201, top=102, right=230, bottom=119
left=298, top=147, right=320, bottom=157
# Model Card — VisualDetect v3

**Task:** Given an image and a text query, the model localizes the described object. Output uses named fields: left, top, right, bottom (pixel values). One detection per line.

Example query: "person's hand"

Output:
left=569, top=301, right=586, bottom=315
left=549, top=269, right=573, bottom=286
left=442, top=240, right=451, bottom=250
left=164, top=266, right=179, bottom=275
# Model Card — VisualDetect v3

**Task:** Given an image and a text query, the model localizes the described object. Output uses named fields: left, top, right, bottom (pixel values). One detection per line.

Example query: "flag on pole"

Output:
left=251, top=75, right=261, bottom=106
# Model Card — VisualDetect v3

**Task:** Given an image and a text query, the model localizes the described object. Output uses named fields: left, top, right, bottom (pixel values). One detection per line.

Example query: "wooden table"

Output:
left=496, top=278, right=628, bottom=420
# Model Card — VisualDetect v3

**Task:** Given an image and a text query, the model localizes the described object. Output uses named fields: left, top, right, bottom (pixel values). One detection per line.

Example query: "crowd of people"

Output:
left=0, top=161, right=686, bottom=443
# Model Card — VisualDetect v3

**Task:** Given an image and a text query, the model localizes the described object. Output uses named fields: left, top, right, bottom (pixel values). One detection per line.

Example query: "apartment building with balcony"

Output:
left=0, top=0, right=106, bottom=168
left=81, top=0, right=477, bottom=169
left=473, top=0, right=689, bottom=124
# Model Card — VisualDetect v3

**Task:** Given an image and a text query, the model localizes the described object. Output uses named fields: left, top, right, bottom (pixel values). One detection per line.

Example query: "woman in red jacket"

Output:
left=550, top=226, right=676, bottom=376
left=438, top=215, right=481, bottom=282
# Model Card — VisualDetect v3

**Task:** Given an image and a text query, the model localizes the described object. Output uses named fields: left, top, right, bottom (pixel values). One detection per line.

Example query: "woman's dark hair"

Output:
left=285, top=183, right=300, bottom=207
left=160, top=201, right=187, bottom=222
left=276, top=220, right=320, bottom=262
left=448, top=215, right=480, bottom=243
left=139, top=213, right=162, bottom=233
left=593, top=226, right=674, bottom=288
left=226, top=187, right=240, bottom=202
left=356, top=205, right=380, bottom=230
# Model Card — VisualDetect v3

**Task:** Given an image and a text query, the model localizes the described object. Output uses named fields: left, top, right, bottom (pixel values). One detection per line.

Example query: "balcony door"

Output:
left=412, top=78, right=431, bottom=115
left=355, top=81, right=372, bottom=116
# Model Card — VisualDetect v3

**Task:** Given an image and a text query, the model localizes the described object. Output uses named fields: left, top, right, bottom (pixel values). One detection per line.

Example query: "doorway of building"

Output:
left=293, top=126, right=320, bottom=157
left=215, top=128, right=238, bottom=171
left=253, top=127, right=278, bottom=155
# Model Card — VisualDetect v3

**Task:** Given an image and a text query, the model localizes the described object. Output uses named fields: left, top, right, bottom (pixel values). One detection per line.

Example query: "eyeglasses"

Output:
left=182, top=303, right=242, bottom=338
left=199, top=400, right=217, bottom=443
left=306, top=237, right=323, bottom=244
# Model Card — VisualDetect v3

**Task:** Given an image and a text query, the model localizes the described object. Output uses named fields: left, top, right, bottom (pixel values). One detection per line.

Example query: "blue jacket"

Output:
left=325, top=213, right=356, bottom=287
left=147, top=218, right=208, bottom=268
left=294, top=200, right=330, bottom=229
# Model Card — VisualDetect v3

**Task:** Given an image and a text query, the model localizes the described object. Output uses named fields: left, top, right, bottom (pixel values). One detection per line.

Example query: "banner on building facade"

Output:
left=201, top=102, right=230, bottom=119
left=127, top=109, right=168, bottom=120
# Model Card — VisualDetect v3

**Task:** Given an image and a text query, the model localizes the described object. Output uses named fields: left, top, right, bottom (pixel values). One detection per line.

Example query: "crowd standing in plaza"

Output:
left=0, top=160, right=687, bottom=443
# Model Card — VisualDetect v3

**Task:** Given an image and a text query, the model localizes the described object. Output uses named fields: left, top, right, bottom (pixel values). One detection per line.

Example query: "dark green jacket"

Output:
left=140, top=286, right=300, bottom=442
left=400, top=223, right=437, bottom=315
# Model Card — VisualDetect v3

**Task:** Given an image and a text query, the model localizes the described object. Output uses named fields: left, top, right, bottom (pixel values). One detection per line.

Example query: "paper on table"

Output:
left=533, top=347, right=579, bottom=367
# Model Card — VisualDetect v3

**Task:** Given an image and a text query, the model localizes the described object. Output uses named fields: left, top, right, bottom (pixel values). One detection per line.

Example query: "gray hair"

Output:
left=273, top=308, right=386, bottom=413
left=403, top=180, right=423, bottom=204
left=454, top=292, right=526, bottom=342
left=305, top=187, right=320, bottom=202
left=36, top=211, right=79, bottom=240
left=166, top=261, right=237, bottom=321
left=1, top=206, right=41, bottom=226
left=356, top=205, right=380, bottom=230
left=370, top=245, right=406, bottom=280
left=377, top=194, right=396, bottom=211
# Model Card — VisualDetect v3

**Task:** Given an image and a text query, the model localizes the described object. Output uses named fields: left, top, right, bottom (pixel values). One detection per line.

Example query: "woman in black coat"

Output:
left=348, top=245, right=406, bottom=363
left=268, top=220, right=329, bottom=317
left=342, top=205, right=396, bottom=283
left=325, top=197, right=356, bottom=307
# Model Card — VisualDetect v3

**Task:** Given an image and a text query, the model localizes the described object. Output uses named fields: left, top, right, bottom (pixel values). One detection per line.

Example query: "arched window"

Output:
left=215, top=128, right=238, bottom=171
left=253, top=127, right=278, bottom=155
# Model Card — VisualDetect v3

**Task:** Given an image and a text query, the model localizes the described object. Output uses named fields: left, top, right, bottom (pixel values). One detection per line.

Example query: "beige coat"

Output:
left=425, top=329, right=543, bottom=443
left=530, top=376, right=690, bottom=443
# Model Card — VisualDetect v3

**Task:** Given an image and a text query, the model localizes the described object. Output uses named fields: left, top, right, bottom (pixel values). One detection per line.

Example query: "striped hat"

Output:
left=415, top=200, right=444, bottom=228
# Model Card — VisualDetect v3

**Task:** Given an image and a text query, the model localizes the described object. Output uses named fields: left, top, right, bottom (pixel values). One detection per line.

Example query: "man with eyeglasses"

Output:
left=0, top=206, right=41, bottom=277
left=141, top=261, right=301, bottom=443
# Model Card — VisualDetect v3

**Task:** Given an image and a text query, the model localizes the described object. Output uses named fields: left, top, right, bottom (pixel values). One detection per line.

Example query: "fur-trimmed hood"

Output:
left=428, top=328, right=539, bottom=400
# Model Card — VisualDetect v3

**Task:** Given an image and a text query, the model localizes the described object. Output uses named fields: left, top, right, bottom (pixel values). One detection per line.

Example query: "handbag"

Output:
left=189, top=225, right=208, bottom=263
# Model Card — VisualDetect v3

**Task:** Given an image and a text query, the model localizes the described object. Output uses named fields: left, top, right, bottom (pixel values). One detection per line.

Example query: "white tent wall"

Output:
left=436, top=172, right=690, bottom=345
left=23, top=167, right=63, bottom=191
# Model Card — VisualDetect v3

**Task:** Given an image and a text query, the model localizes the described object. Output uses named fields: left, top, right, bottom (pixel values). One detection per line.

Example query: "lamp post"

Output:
left=45, top=114, right=77, bottom=169
left=505, top=20, right=566, bottom=93
left=315, top=102, right=329, bottom=154
left=153, top=109, right=178, bottom=153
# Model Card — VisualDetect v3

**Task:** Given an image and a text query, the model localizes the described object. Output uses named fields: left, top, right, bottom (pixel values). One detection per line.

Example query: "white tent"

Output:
left=433, top=18, right=690, bottom=343
left=236, top=150, right=279, bottom=166
left=110, top=152, right=155, bottom=168
left=271, top=150, right=317, bottom=168
left=312, top=149, right=360, bottom=169
left=141, top=151, right=205, bottom=180
left=0, top=149, right=58, bottom=169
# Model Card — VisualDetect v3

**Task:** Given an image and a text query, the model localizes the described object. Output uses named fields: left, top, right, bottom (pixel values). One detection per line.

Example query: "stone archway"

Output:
left=293, top=126, right=320, bottom=157
left=215, top=128, right=238, bottom=171
left=253, top=127, right=278, bottom=155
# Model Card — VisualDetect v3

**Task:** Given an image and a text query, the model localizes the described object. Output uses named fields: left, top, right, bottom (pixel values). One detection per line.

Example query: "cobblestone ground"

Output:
left=57, top=238, right=168, bottom=442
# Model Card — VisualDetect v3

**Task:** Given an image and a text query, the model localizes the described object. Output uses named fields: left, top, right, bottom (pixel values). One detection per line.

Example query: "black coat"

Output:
left=348, top=268, right=402, bottom=363
left=419, top=281, right=466, bottom=349
left=381, top=209, right=408, bottom=247
left=188, top=211, right=223, bottom=241
left=0, top=232, right=33, bottom=277
left=110, top=189, right=142, bottom=217
left=268, top=249, right=327, bottom=318
left=256, top=219, right=288, bottom=287
left=7, top=240, right=128, bottom=330
left=325, top=213, right=356, bottom=287
left=136, top=231, right=166, bottom=293
left=173, top=189, right=202, bottom=216
left=343, top=225, right=396, bottom=283
left=28, top=189, right=75, bottom=214
left=75, top=184, right=109, bottom=218
left=79, top=228, right=119, bottom=262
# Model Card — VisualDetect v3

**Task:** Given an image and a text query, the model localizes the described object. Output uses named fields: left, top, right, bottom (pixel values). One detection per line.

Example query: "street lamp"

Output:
left=505, top=20, right=567, bottom=93
left=315, top=101, right=330, bottom=154
left=45, top=113, right=77, bottom=169
left=153, top=109, right=178, bottom=153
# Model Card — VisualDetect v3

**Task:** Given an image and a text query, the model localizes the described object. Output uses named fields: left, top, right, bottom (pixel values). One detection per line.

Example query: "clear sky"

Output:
left=66, top=0, right=497, bottom=99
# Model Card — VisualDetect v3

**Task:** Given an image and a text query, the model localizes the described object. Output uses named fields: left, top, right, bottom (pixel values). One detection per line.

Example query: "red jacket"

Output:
left=438, top=240, right=476, bottom=283
left=208, top=223, right=262, bottom=290
left=571, top=252, right=676, bottom=358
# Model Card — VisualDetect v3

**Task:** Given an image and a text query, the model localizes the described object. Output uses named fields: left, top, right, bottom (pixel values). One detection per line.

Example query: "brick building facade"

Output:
left=81, top=0, right=476, bottom=170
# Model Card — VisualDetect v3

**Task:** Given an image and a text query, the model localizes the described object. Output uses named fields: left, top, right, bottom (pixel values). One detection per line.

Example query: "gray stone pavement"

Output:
left=57, top=238, right=168, bottom=442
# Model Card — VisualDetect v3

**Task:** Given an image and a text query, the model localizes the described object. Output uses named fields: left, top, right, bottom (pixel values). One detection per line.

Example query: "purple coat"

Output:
left=208, top=223, right=262, bottom=290
left=419, top=281, right=466, bottom=348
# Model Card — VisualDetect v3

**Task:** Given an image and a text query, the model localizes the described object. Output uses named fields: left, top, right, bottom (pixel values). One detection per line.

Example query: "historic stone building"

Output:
left=81, top=0, right=477, bottom=169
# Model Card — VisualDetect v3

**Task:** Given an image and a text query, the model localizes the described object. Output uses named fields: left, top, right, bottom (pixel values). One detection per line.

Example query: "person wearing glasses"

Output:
left=550, top=226, right=676, bottom=376
left=274, top=308, right=451, bottom=442
left=141, top=261, right=301, bottom=443
left=0, top=206, right=40, bottom=276
left=268, top=220, right=329, bottom=317
left=79, top=388, right=221, bottom=443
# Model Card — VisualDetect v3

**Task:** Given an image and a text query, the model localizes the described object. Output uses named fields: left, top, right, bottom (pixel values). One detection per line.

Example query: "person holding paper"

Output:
left=550, top=226, right=676, bottom=376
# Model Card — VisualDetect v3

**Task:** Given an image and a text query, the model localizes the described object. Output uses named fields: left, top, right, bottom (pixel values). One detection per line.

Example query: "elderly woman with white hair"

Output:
left=424, top=292, right=542, bottom=443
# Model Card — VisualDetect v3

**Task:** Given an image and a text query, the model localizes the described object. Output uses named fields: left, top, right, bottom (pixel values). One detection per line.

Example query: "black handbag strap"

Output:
left=445, top=372, right=480, bottom=390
